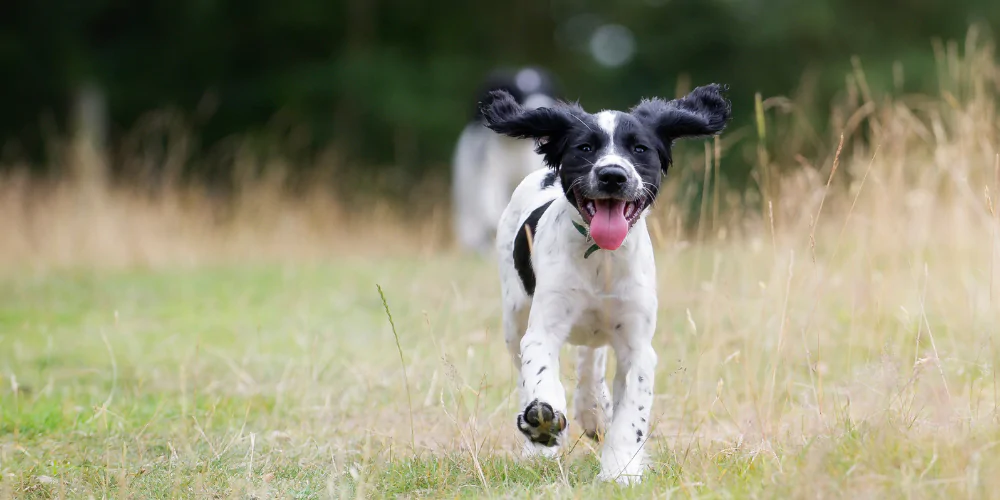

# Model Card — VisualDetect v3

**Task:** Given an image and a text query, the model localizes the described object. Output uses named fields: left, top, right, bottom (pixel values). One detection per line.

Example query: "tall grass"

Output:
left=0, top=138, right=451, bottom=269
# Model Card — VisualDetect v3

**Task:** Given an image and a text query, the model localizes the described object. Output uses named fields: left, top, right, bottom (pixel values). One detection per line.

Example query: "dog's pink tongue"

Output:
left=590, top=200, right=628, bottom=250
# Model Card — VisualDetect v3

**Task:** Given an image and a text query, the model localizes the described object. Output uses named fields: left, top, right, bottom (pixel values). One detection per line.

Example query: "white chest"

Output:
left=557, top=253, right=656, bottom=347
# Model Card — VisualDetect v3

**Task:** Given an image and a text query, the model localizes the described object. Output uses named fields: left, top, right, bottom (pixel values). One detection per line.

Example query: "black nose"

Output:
left=596, top=165, right=628, bottom=189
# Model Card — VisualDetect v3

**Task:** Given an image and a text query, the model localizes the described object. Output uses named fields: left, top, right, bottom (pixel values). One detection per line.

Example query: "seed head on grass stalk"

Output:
left=377, top=284, right=415, bottom=452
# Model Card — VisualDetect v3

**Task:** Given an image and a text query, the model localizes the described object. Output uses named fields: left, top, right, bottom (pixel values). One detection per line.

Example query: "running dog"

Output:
left=482, top=83, right=731, bottom=483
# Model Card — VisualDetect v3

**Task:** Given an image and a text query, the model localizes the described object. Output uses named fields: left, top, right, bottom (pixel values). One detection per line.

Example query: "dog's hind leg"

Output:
left=574, top=346, right=613, bottom=441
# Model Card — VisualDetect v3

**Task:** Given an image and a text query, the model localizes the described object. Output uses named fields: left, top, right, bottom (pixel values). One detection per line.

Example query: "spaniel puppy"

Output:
left=482, top=84, right=731, bottom=483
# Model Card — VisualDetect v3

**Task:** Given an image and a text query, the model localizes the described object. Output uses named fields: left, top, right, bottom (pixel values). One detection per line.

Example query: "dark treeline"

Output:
left=2, top=0, right=998, bottom=189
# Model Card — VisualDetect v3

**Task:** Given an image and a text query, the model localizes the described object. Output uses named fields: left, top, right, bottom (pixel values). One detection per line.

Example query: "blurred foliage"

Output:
left=1, top=0, right=999, bottom=188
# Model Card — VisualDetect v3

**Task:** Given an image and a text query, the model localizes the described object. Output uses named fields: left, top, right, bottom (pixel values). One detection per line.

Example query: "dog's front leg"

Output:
left=515, top=293, right=577, bottom=457
left=600, top=310, right=658, bottom=484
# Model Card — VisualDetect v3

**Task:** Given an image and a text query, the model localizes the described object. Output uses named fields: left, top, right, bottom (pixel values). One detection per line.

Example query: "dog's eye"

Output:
left=634, top=144, right=648, bottom=154
left=577, top=143, right=593, bottom=152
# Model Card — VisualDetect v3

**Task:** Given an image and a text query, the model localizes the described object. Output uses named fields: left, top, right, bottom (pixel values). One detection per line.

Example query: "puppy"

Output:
left=482, top=84, right=731, bottom=483
left=452, top=67, right=560, bottom=254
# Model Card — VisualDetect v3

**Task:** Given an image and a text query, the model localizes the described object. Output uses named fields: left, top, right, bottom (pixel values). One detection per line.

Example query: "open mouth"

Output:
left=574, top=188, right=647, bottom=251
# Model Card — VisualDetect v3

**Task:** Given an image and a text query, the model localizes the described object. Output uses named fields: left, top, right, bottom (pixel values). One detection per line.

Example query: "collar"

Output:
left=571, top=220, right=602, bottom=259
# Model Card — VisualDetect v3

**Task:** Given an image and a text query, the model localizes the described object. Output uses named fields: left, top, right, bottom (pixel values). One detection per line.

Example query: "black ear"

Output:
left=632, top=83, right=732, bottom=142
left=479, top=89, right=577, bottom=169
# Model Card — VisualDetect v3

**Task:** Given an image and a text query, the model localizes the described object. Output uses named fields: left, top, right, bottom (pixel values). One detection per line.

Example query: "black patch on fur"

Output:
left=537, top=366, right=548, bottom=376
left=630, top=83, right=732, bottom=174
left=513, top=200, right=554, bottom=295
left=636, top=429, right=643, bottom=443
left=481, top=90, right=587, bottom=170
left=472, top=67, right=560, bottom=123
left=541, top=170, right=557, bottom=188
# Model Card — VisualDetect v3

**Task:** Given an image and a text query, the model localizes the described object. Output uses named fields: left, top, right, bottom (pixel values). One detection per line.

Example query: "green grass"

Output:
left=2, top=235, right=1000, bottom=498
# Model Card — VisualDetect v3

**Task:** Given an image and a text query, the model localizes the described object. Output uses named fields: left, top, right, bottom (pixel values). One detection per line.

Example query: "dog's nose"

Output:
left=596, top=165, right=629, bottom=190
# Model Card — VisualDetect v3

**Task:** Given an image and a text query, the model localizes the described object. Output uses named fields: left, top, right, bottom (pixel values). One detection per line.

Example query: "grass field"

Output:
left=4, top=36, right=1000, bottom=499
left=4, top=223, right=1000, bottom=499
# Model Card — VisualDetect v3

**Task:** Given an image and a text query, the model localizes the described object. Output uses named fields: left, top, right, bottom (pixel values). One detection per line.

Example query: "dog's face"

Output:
left=482, top=84, right=732, bottom=250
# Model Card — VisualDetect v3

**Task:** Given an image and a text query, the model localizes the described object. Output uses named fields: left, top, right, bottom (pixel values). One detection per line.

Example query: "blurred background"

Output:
left=1, top=0, right=999, bottom=263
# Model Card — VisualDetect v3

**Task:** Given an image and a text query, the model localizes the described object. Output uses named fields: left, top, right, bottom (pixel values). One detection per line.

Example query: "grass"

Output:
left=4, top=29, right=1000, bottom=499
left=3, top=240, right=1000, bottom=498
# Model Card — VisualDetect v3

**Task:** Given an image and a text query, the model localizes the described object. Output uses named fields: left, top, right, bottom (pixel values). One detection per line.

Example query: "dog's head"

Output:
left=481, top=84, right=732, bottom=250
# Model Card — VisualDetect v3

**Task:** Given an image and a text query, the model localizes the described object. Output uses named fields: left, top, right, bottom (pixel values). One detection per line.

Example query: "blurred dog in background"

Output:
left=452, top=66, right=560, bottom=254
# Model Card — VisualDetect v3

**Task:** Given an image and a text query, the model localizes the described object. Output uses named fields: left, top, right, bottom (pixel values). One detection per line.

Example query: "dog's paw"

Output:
left=521, top=440, right=562, bottom=459
left=575, top=404, right=611, bottom=442
left=598, top=449, right=647, bottom=485
left=517, top=399, right=567, bottom=448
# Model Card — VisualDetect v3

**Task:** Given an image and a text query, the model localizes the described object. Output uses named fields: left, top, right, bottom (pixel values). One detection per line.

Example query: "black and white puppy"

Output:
left=452, top=67, right=560, bottom=254
left=482, top=84, right=731, bottom=483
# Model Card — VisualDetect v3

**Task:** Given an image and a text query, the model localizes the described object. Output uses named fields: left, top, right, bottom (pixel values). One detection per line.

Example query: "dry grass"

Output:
left=3, top=29, right=1000, bottom=498
left=0, top=141, right=450, bottom=270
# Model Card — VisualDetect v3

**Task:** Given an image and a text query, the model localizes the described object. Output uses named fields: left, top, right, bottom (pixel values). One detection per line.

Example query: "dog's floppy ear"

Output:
left=631, top=84, right=732, bottom=170
left=480, top=89, right=576, bottom=169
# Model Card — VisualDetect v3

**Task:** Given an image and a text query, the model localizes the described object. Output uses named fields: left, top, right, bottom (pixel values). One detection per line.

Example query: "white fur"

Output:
left=596, top=111, right=618, bottom=144
left=497, top=167, right=659, bottom=484
left=594, top=111, right=644, bottom=186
